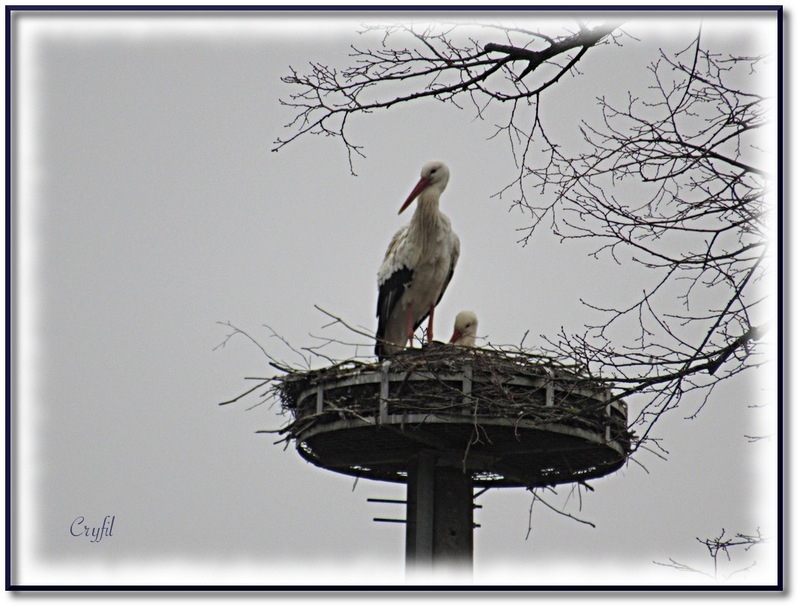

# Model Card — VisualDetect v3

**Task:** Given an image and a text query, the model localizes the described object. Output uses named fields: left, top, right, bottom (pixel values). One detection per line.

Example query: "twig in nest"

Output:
left=314, top=304, right=377, bottom=341
left=214, top=321, right=297, bottom=372
left=218, top=377, right=273, bottom=406
left=263, top=323, right=312, bottom=369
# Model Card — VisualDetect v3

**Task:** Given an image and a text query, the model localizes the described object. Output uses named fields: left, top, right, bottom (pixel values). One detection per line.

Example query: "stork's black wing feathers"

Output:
left=375, top=265, right=414, bottom=357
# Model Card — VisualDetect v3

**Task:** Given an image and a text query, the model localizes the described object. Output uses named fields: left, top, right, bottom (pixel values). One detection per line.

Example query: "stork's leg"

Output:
left=406, top=305, right=414, bottom=347
left=427, top=305, right=435, bottom=344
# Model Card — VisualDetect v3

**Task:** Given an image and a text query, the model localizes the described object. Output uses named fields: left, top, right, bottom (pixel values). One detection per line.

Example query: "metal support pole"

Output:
left=405, top=450, right=473, bottom=575
left=405, top=450, right=434, bottom=570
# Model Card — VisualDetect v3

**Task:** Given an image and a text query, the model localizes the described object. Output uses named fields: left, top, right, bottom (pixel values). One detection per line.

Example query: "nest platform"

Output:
left=273, top=344, right=632, bottom=488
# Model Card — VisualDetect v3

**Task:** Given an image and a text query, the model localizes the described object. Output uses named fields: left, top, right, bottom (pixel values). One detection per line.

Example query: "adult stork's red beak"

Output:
left=398, top=176, right=431, bottom=214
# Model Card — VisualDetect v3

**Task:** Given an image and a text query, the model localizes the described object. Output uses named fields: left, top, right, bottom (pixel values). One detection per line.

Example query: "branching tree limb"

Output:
left=273, top=20, right=623, bottom=174
left=522, top=33, right=774, bottom=450
left=655, top=528, right=768, bottom=579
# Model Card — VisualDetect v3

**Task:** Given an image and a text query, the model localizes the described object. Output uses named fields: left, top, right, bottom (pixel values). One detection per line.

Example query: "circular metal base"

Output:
left=278, top=347, right=631, bottom=488
left=296, top=413, right=628, bottom=488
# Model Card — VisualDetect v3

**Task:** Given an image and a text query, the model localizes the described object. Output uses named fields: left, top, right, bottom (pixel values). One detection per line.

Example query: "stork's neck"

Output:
left=409, top=189, right=447, bottom=250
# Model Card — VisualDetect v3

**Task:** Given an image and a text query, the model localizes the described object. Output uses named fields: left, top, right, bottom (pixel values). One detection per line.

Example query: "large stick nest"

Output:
left=273, top=343, right=632, bottom=448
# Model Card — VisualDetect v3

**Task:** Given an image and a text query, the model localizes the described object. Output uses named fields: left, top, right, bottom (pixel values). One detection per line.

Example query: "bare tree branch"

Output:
left=656, top=528, right=768, bottom=579
left=273, top=20, right=623, bottom=174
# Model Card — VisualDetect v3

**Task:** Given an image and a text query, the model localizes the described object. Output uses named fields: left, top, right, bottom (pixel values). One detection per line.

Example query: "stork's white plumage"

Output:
left=375, top=161, right=461, bottom=359
left=449, top=310, right=478, bottom=347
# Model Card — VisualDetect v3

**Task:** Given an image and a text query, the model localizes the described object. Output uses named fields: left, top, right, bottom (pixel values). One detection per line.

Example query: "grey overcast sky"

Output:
left=9, top=5, right=782, bottom=590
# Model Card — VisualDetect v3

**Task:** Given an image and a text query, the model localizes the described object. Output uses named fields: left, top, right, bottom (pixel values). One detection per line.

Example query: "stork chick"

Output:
left=449, top=310, right=479, bottom=347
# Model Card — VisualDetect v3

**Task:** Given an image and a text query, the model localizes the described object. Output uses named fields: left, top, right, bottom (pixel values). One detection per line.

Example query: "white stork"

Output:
left=449, top=310, right=479, bottom=347
left=375, top=161, right=461, bottom=359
